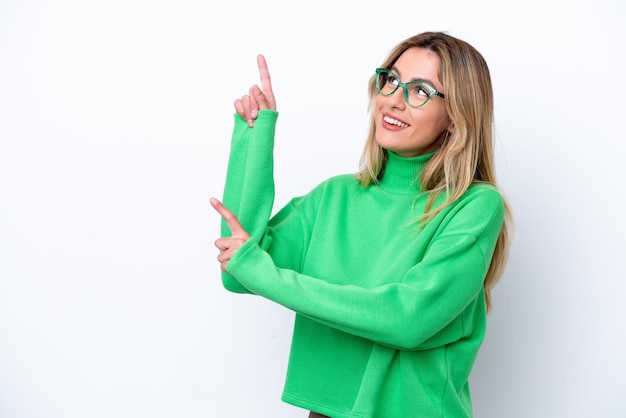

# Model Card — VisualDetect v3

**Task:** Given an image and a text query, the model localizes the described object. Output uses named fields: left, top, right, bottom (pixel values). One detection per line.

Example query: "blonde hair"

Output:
left=357, top=31, right=513, bottom=312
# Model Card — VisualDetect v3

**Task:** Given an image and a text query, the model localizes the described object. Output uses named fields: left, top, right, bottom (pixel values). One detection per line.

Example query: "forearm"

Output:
left=226, top=235, right=487, bottom=350
left=222, top=111, right=278, bottom=235
left=221, top=110, right=279, bottom=292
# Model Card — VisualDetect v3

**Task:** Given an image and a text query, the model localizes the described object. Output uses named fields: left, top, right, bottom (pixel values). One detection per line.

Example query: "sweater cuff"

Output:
left=233, top=109, right=279, bottom=127
left=226, top=236, right=274, bottom=294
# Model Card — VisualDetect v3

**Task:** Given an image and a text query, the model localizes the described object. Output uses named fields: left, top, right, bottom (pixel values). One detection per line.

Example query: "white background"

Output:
left=1, top=0, right=625, bottom=417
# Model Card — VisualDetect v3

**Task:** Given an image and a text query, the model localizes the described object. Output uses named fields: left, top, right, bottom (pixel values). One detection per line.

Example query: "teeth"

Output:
left=383, top=115, right=408, bottom=127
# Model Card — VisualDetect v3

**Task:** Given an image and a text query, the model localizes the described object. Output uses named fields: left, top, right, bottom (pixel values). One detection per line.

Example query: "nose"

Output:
left=387, top=86, right=406, bottom=109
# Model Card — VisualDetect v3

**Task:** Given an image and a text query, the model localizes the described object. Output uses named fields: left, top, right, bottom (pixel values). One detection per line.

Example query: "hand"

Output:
left=234, top=54, right=277, bottom=128
left=210, top=197, right=251, bottom=272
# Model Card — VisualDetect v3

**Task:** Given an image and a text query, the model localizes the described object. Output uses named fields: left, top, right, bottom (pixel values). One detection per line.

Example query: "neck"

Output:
left=378, top=151, right=434, bottom=194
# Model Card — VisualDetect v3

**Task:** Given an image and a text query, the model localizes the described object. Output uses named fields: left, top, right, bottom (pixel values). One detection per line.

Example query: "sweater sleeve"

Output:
left=220, top=110, right=279, bottom=293
left=225, top=188, right=505, bottom=350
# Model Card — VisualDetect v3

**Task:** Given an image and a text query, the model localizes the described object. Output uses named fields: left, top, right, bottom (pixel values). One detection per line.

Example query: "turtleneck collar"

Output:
left=377, top=150, right=434, bottom=194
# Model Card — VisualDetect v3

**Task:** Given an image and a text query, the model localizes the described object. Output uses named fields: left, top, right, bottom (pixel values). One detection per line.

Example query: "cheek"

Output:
left=420, top=109, right=450, bottom=132
left=437, top=112, right=452, bottom=133
left=374, top=96, right=384, bottom=112
left=373, top=100, right=384, bottom=124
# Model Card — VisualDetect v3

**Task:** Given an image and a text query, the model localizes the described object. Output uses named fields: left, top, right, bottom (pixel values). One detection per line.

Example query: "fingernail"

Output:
left=251, top=110, right=257, bottom=118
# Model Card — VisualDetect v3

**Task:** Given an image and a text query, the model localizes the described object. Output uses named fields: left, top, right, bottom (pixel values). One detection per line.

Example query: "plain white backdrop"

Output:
left=1, top=0, right=625, bottom=417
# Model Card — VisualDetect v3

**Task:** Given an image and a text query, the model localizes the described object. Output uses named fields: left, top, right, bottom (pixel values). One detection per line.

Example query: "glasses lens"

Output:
left=405, top=83, right=429, bottom=107
left=376, top=69, right=396, bottom=95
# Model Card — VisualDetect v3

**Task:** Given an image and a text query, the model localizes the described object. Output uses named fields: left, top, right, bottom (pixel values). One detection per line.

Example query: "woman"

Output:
left=211, top=31, right=513, bottom=418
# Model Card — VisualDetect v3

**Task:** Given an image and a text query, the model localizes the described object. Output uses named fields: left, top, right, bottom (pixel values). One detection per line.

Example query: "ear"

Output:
left=447, top=122, right=454, bottom=134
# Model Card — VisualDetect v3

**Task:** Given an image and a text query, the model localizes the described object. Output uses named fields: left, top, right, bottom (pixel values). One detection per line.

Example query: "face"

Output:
left=374, top=47, right=452, bottom=157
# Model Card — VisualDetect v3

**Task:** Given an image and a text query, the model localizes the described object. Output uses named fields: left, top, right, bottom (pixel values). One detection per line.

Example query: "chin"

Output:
left=374, top=133, right=400, bottom=152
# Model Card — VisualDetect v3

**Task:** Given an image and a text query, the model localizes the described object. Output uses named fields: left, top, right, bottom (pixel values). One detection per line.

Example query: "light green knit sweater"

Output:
left=220, top=110, right=504, bottom=418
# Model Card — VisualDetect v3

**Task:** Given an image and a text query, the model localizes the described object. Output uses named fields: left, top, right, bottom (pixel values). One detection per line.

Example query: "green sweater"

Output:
left=220, top=110, right=505, bottom=418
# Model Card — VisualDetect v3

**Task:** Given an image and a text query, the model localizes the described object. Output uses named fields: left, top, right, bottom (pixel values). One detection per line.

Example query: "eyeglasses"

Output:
left=375, top=68, right=445, bottom=108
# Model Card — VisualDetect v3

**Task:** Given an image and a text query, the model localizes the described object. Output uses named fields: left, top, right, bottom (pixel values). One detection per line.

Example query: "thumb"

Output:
left=251, top=85, right=271, bottom=111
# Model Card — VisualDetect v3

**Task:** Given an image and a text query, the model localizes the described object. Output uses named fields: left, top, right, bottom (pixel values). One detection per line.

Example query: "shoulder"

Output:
left=302, top=173, right=360, bottom=196
left=320, top=173, right=360, bottom=188
left=458, top=183, right=505, bottom=211
left=434, top=183, right=506, bottom=238
left=289, top=173, right=359, bottom=209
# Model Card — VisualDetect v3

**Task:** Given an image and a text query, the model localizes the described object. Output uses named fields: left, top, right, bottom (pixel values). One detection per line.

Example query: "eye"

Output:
left=407, top=83, right=429, bottom=98
left=387, top=74, right=400, bottom=87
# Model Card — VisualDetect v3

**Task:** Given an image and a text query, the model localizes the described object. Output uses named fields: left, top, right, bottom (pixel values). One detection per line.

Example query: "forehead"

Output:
left=393, top=47, right=442, bottom=87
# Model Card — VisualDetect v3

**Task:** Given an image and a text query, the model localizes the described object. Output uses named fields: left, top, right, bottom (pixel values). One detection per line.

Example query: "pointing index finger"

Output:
left=210, top=197, right=247, bottom=236
left=257, top=54, right=276, bottom=111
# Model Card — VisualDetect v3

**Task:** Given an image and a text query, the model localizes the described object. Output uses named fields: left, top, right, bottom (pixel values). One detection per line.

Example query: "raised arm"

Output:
left=215, top=55, right=280, bottom=293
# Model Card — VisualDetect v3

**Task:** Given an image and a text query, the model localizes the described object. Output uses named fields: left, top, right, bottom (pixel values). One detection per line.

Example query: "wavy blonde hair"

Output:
left=357, top=31, right=513, bottom=312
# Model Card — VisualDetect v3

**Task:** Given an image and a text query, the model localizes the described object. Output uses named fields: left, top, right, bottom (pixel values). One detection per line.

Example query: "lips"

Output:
left=383, top=114, right=409, bottom=128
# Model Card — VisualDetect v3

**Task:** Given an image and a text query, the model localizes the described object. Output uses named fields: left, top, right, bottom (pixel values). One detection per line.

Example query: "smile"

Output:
left=383, top=115, right=409, bottom=128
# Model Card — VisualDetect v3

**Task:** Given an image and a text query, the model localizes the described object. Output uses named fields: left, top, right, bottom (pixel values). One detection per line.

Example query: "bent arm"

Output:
left=225, top=190, right=505, bottom=349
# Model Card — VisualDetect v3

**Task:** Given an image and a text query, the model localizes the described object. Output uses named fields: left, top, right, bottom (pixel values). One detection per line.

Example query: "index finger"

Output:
left=257, top=54, right=276, bottom=111
left=210, top=197, right=246, bottom=236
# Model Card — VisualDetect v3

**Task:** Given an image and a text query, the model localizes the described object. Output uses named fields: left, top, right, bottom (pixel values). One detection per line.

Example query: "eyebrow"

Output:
left=390, top=66, right=439, bottom=88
